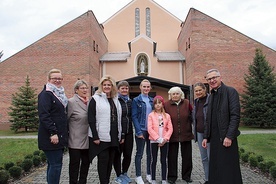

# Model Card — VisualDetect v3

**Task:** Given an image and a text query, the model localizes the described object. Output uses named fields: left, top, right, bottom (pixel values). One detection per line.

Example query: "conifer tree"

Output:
left=241, top=48, right=276, bottom=127
left=9, top=75, right=39, bottom=132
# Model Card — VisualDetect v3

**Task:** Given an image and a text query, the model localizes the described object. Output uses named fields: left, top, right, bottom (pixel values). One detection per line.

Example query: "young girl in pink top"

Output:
left=148, top=96, right=173, bottom=184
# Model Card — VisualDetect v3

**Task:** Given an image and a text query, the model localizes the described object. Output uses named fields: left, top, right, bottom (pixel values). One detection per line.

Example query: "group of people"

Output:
left=38, top=68, right=242, bottom=184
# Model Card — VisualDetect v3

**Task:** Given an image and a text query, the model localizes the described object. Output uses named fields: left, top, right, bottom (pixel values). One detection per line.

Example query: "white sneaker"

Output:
left=146, top=175, right=152, bottom=183
left=135, top=176, right=145, bottom=184
left=151, top=180, right=157, bottom=184
left=162, top=180, right=167, bottom=184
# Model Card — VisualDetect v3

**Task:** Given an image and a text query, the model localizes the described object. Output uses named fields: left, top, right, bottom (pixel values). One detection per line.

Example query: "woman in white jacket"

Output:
left=88, top=75, right=122, bottom=184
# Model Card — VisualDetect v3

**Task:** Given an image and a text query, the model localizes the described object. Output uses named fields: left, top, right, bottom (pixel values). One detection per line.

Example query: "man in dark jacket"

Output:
left=202, top=69, right=242, bottom=184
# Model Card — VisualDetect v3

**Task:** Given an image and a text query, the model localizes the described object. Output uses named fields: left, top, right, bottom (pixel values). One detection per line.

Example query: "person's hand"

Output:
left=93, top=139, right=100, bottom=145
left=158, top=138, right=167, bottom=147
left=120, top=139, right=125, bottom=144
left=137, top=134, right=145, bottom=139
left=223, top=137, right=232, bottom=147
left=50, top=134, right=59, bottom=144
left=202, top=139, right=208, bottom=149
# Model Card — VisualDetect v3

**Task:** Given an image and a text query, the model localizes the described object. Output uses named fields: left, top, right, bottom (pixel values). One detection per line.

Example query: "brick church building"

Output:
left=0, top=0, right=275, bottom=129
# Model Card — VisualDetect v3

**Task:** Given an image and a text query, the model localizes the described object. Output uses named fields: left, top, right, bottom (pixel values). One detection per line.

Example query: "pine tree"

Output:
left=9, top=75, right=39, bottom=132
left=241, top=48, right=276, bottom=128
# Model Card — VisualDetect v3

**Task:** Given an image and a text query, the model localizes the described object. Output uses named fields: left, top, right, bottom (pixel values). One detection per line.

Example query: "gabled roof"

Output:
left=103, top=0, right=182, bottom=25
left=155, top=51, right=185, bottom=61
left=100, top=52, right=131, bottom=62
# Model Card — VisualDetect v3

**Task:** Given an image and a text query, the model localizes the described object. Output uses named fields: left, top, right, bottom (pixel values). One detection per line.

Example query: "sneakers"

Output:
left=146, top=174, right=152, bottom=183
left=122, top=173, right=132, bottom=183
left=135, top=176, right=145, bottom=184
left=151, top=180, right=157, bottom=184
left=162, top=180, right=167, bottom=184
left=115, top=175, right=128, bottom=184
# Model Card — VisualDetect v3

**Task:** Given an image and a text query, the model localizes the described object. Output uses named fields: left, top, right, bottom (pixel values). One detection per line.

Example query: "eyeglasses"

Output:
left=50, top=78, right=63, bottom=81
left=79, top=87, right=88, bottom=90
left=206, top=76, right=220, bottom=82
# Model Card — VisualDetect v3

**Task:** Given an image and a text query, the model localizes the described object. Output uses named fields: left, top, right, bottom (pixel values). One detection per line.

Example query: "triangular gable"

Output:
left=103, top=0, right=181, bottom=25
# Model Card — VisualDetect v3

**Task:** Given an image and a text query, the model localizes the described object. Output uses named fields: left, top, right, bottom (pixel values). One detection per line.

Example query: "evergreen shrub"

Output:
left=249, top=155, right=258, bottom=167
left=8, top=166, right=22, bottom=179
left=0, top=169, right=9, bottom=184
left=4, top=162, right=14, bottom=171
left=21, top=159, right=33, bottom=172
left=32, top=155, right=41, bottom=167
left=269, top=165, right=276, bottom=179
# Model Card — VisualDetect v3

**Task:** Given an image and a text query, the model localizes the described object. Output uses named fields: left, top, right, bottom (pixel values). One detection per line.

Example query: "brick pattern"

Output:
left=179, top=8, right=276, bottom=93
left=0, top=11, right=107, bottom=127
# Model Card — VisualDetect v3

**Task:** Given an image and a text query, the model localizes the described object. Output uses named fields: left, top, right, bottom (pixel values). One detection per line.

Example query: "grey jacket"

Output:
left=67, top=94, right=89, bottom=149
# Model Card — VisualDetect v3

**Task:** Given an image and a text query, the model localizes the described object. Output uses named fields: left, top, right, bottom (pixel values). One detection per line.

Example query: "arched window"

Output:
left=135, top=8, right=140, bottom=37
left=146, top=7, right=151, bottom=38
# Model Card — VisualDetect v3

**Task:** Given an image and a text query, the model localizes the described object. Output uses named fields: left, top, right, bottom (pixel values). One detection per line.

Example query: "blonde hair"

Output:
left=97, top=75, right=117, bottom=98
left=47, top=69, right=61, bottom=80
left=140, top=79, right=151, bottom=87
left=168, top=86, right=185, bottom=100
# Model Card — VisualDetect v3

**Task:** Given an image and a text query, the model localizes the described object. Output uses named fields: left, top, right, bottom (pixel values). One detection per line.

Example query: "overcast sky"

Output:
left=0, top=0, right=275, bottom=61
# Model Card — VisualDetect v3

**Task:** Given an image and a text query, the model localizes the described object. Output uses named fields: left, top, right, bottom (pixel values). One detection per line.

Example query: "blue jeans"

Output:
left=44, top=149, right=64, bottom=184
left=197, top=132, right=210, bottom=181
left=135, top=130, right=151, bottom=177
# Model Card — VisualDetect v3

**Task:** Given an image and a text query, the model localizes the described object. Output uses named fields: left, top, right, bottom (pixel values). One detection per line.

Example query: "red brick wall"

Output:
left=179, top=8, right=276, bottom=94
left=0, top=11, right=108, bottom=129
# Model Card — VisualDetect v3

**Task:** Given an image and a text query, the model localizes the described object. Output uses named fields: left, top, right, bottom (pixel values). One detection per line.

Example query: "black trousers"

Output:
left=150, top=142, right=169, bottom=180
left=69, top=148, right=90, bottom=184
left=97, top=147, right=117, bottom=184
left=167, top=141, right=193, bottom=182
left=113, top=133, right=134, bottom=176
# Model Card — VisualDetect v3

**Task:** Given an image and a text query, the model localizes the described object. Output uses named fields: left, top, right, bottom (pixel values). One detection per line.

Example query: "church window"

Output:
left=135, top=8, right=140, bottom=37
left=146, top=8, right=151, bottom=38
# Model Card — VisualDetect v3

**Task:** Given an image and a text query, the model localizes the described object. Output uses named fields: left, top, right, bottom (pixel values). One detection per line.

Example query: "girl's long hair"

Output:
left=153, top=98, right=168, bottom=120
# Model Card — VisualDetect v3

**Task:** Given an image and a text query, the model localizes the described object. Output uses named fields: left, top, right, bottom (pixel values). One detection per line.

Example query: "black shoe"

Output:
left=184, top=178, right=193, bottom=183
left=204, top=181, right=209, bottom=184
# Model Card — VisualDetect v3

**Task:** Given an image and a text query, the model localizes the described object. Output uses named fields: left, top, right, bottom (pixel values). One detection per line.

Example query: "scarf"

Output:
left=77, top=94, right=89, bottom=105
left=46, top=83, right=68, bottom=107
left=119, top=93, right=129, bottom=102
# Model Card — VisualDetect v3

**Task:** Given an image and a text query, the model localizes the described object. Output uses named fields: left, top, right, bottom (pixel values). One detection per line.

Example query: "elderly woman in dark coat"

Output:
left=164, top=86, right=194, bottom=184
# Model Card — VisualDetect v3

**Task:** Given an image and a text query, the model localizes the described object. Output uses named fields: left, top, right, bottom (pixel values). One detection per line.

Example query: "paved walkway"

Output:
left=11, top=132, right=274, bottom=184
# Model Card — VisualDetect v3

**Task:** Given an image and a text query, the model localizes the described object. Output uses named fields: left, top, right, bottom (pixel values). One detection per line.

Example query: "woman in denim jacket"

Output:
left=132, top=79, right=153, bottom=184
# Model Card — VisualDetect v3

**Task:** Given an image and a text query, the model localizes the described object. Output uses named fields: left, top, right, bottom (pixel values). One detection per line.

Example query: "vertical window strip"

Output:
left=135, top=8, right=140, bottom=37
left=146, top=8, right=151, bottom=38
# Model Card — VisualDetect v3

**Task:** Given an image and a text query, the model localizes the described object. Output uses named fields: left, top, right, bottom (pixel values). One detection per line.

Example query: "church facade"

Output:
left=0, top=0, right=275, bottom=129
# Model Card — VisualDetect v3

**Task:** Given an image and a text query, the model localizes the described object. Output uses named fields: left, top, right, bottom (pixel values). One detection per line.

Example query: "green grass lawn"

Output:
left=0, top=138, right=39, bottom=168
left=0, top=129, right=38, bottom=136
left=238, top=133, right=276, bottom=162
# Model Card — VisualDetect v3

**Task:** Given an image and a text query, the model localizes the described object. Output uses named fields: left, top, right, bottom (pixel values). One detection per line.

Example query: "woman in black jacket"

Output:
left=113, top=80, right=133, bottom=183
left=38, top=68, right=68, bottom=184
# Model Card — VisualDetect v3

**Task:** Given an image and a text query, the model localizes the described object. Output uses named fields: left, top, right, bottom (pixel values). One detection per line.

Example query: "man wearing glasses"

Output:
left=202, top=69, right=242, bottom=184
